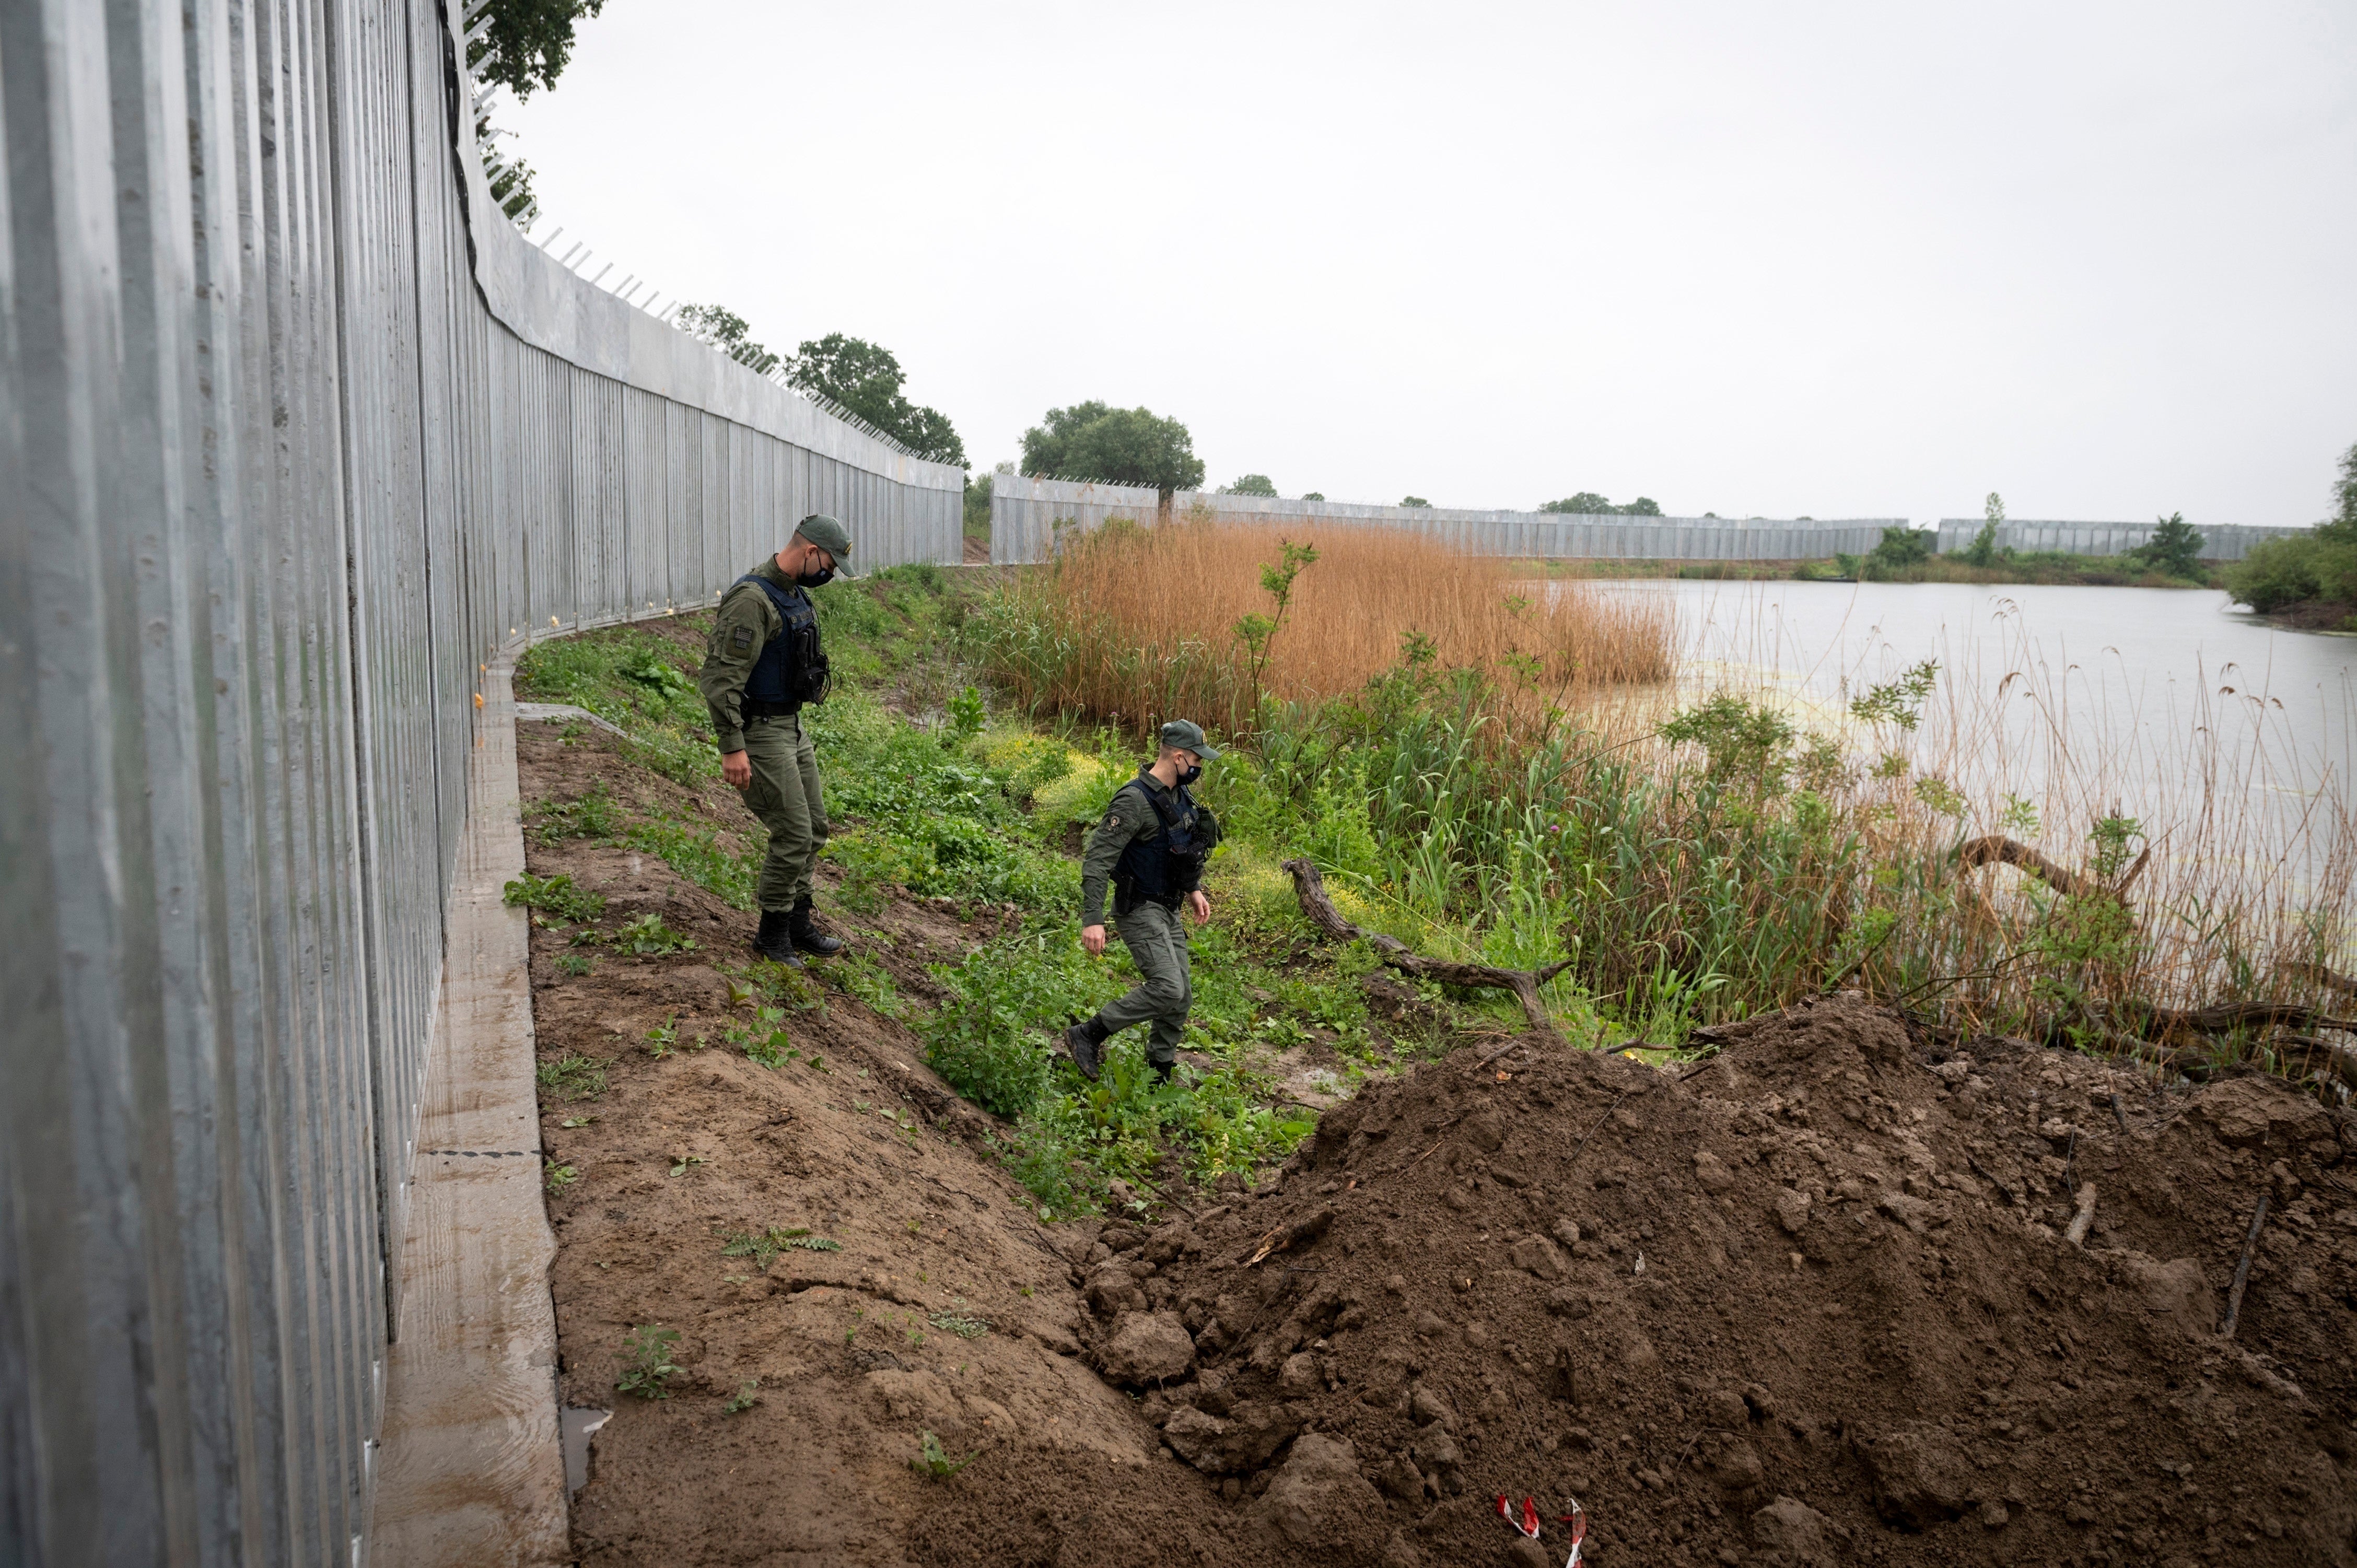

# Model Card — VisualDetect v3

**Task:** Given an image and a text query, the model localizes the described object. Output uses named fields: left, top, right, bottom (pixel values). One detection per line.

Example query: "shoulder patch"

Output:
left=1102, top=811, right=1121, bottom=830
left=729, top=624, right=754, bottom=652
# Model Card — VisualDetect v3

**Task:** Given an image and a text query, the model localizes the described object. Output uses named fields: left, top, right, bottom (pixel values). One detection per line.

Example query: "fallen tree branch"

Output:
left=1243, top=1206, right=1337, bottom=1267
left=1957, top=835, right=2116, bottom=902
left=2107, top=999, right=2357, bottom=1044
left=1281, top=859, right=1570, bottom=1042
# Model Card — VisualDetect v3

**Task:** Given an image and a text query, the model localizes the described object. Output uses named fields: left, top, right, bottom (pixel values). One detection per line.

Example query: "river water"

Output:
left=1582, top=579, right=2356, bottom=912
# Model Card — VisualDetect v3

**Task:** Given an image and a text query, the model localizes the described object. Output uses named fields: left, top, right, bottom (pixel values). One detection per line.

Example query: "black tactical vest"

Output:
left=1111, top=772, right=1212, bottom=912
left=738, top=574, right=830, bottom=715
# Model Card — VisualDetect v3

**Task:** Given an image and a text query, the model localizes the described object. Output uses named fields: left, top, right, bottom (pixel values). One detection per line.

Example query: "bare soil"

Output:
left=521, top=728, right=2357, bottom=1566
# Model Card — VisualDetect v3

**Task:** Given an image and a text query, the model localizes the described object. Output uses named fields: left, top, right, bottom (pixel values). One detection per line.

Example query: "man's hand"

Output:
left=1187, top=891, right=1211, bottom=924
left=1081, top=923, right=1108, bottom=957
left=722, top=750, right=751, bottom=790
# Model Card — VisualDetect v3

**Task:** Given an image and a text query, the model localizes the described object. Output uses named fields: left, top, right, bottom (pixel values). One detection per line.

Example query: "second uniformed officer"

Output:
left=1065, top=720, right=1222, bottom=1083
left=697, top=514, right=854, bottom=968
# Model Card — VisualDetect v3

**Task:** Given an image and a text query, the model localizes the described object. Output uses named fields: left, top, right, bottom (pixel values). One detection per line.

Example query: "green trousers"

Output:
left=741, top=712, right=828, bottom=911
left=1094, top=900, right=1193, bottom=1068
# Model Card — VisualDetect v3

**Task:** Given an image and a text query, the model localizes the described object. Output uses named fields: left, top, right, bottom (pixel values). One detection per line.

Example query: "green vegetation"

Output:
left=782, top=333, right=964, bottom=469
left=1220, top=474, right=1278, bottom=497
left=615, top=1325, right=681, bottom=1401
left=2127, top=513, right=2205, bottom=578
left=911, top=1430, right=979, bottom=1481
left=724, top=1380, right=761, bottom=1414
left=2225, top=446, right=2357, bottom=621
left=674, top=304, right=782, bottom=377
left=535, top=1054, right=608, bottom=1102
left=1398, top=496, right=1430, bottom=508
left=1020, top=402, right=1205, bottom=499
left=1539, top=492, right=1662, bottom=516
left=613, top=912, right=697, bottom=956
left=503, top=871, right=606, bottom=923
left=719, top=1225, right=839, bottom=1271
left=964, top=472, right=995, bottom=542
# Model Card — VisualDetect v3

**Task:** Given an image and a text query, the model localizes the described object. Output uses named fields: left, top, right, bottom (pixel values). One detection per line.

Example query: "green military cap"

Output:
left=794, top=513, right=857, bottom=576
left=1159, top=718, right=1220, bottom=759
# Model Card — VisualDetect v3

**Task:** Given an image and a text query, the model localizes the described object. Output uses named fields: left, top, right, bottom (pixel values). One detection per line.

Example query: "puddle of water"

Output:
left=561, top=1406, right=611, bottom=1495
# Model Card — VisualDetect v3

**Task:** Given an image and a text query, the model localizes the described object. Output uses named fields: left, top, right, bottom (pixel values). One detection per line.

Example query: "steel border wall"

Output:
left=1930, top=518, right=2308, bottom=563
left=0, top=1, right=958, bottom=1561
left=988, top=475, right=1901, bottom=565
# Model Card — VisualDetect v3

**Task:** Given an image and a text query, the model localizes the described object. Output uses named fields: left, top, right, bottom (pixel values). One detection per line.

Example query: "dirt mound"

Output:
left=1063, top=993, right=2357, bottom=1565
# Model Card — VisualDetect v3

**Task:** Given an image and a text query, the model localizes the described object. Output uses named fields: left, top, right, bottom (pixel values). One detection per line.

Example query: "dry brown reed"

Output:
left=988, top=519, right=1674, bottom=735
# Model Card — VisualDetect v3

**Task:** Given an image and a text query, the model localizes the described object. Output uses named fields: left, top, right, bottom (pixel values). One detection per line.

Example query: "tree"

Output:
left=1020, top=403, right=1203, bottom=500
left=1302, top=492, right=1325, bottom=502
left=468, top=1, right=603, bottom=223
left=1861, top=525, right=1934, bottom=579
left=1398, top=496, right=1431, bottom=509
left=781, top=332, right=966, bottom=467
left=468, top=0, right=606, bottom=99
left=674, top=304, right=779, bottom=376
left=2127, top=513, right=2206, bottom=579
left=2325, top=440, right=2357, bottom=543
left=482, top=123, right=536, bottom=219
left=1539, top=493, right=1662, bottom=516
left=1220, top=474, right=1278, bottom=497
left=1963, top=492, right=2005, bottom=566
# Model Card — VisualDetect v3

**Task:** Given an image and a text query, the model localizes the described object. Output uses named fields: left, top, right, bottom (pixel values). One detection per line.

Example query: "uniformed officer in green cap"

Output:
left=697, top=514, right=856, bottom=967
left=1066, top=719, right=1223, bottom=1083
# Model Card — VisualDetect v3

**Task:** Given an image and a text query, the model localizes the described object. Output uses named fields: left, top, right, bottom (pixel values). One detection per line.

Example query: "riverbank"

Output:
left=503, top=578, right=2357, bottom=1563
left=1527, top=554, right=2223, bottom=588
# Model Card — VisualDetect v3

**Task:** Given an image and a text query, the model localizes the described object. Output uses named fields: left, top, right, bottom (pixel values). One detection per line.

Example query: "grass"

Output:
left=519, top=545, right=2355, bottom=1230
left=968, top=525, right=2356, bottom=1056
left=1836, top=551, right=2219, bottom=589
left=975, top=519, right=1673, bottom=741
left=536, top=1054, right=608, bottom=1102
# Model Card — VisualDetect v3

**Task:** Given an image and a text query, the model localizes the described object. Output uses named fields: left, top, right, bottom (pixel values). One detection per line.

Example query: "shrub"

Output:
left=919, top=929, right=1117, bottom=1119
left=2126, top=513, right=2206, bottom=579
left=1861, top=526, right=1933, bottom=577
left=615, top=1326, right=681, bottom=1401
left=502, top=871, right=606, bottom=922
left=2226, top=531, right=2357, bottom=613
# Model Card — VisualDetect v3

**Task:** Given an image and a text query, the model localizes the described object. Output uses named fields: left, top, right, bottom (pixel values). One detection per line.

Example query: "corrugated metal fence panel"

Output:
left=1931, top=518, right=2311, bottom=562
left=988, top=474, right=1901, bottom=565
left=1, top=0, right=963, bottom=1560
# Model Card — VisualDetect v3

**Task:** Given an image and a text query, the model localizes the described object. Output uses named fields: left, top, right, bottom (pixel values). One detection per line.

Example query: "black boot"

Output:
left=1151, top=1059, right=1175, bottom=1087
left=1064, top=1017, right=1109, bottom=1081
left=789, top=895, right=843, bottom=956
left=752, top=909, right=803, bottom=968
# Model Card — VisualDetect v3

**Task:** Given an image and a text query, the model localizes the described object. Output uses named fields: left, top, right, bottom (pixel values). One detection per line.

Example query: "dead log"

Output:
left=1956, top=835, right=2116, bottom=902
left=2282, top=962, right=2357, bottom=1004
left=2108, top=999, right=2357, bottom=1043
left=1281, top=858, right=1570, bottom=1042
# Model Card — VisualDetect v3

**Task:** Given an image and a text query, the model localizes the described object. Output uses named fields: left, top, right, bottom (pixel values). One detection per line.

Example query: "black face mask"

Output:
left=1178, top=763, right=1203, bottom=786
left=797, top=566, right=834, bottom=588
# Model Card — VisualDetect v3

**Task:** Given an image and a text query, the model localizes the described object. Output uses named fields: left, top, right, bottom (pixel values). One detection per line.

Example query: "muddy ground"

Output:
left=520, top=720, right=2357, bottom=1567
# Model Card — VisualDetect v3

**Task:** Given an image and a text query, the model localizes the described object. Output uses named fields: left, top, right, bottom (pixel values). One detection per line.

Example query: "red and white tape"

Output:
left=1495, top=1494, right=1587, bottom=1567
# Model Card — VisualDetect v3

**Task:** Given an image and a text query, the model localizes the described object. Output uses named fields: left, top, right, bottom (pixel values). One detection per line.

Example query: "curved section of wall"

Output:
left=0, top=1, right=956, bottom=1561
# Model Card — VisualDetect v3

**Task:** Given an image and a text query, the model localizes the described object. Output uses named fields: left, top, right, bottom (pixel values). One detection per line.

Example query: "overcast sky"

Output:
left=504, top=1, right=2356, bottom=526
